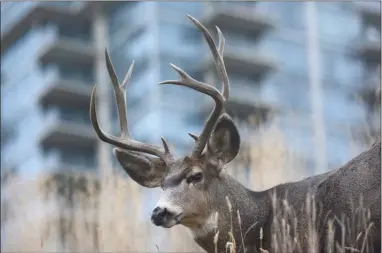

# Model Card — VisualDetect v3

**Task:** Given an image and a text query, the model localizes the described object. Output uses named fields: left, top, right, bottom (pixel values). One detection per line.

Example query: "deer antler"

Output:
left=159, top=15, right=230, bottom=157
left=90, top=49, right=173, bottom=163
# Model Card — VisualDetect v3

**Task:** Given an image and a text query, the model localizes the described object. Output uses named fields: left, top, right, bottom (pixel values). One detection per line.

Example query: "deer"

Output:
left=89, top=14, right=381, bottom=253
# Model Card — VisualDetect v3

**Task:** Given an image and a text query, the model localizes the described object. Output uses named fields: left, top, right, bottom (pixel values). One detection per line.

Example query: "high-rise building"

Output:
left=1, top=1, right=380, bottom=180
left=350, top=2, right=381, bottom=143
left=2, top=2, right=98, bottom=177
left=1, top=1, right=380, bottom=250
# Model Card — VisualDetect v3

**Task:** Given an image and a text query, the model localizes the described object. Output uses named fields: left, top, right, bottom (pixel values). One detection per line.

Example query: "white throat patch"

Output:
left=189, top=213, right=217, bottom=239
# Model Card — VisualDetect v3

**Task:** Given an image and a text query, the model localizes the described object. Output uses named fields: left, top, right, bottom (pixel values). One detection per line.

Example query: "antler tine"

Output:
left=187, top=14, right=229, bottom=101
left=104, top=48, right=130, bottom=138
left=160, top=64, right=224, bottom=99
left=216, top=26, right=225, bottom=61
left=90, top=48, right=172, bottom=161
left=160, top=63, right=224, bottom=156
left=188, top=133, right=199, bottom=141
left=159, top=15, right=230, bottom=157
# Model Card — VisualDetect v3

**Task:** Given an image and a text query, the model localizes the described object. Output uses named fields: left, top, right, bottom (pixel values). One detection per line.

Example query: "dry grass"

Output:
left=1, top=118, right=379, bottom=252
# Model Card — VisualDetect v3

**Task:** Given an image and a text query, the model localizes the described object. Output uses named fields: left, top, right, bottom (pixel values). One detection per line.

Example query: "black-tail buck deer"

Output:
left=90, top=15, right=381, bottom=253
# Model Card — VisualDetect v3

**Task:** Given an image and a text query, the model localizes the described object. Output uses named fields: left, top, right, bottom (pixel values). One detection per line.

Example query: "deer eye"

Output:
left=187, top=172, right=203, bottom=184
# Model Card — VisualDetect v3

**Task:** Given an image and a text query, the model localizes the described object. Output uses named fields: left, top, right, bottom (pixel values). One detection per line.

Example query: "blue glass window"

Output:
left=54, top=62, right=94, bottom=83
left=60, top=107, right=90, bottom=125
left=108, top=2, right=138, bottom=38
left=158, top=2, right=202, bottom=17
left=43, top=105, right=90, bottom=125
left=282, top=42, right=308, bottom=75
left=159, top=22, right=202, bottom=59
left=317, top=7, right=360, bottom=44
left=260, top=36, right=307, bottom=75
left=322, top=87, right=365, bottom=123
left=272, top=2, right=305, bottom=30
left=320, top=47, right=362, bottom=86
left=123, top=28, right=151, bottom=61
left=317, top=2, right=358, bottom=13
left=223, top=29, right=262, bottom=50
left=58, top=21, right=91, bottom=41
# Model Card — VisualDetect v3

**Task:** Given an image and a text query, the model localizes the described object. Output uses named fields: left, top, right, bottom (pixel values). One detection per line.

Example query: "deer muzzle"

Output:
left=151, top=207, right=182, bottom=228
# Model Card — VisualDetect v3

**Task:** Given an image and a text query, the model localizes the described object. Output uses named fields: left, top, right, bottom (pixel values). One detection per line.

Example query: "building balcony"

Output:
left=351, top=37, right=381, bottom=64
left=190, top=74, right=279, bottom=124
left=38, top=108, right=97, bottom=150
left=38, top=67, right=93, bottom=110
left=1, top=2, right=88, bottom=54
left=199, top=45, right=277, bottom=83
left=1, top=120, right=15, bottom=149
left=38, top=36, right=94, bottom=66
left=354, top=2, right=381, bottom=29
left=230, top=81, right=279, bottom=105
left=195, top=98, right=278, bottom=127
left=38, top=79, right=93, bottom=109
left=201, top=3, right=276, bottom=39
left=358, top=86, right=381, bottom=109
left=353, top=70, right=381, bottom=110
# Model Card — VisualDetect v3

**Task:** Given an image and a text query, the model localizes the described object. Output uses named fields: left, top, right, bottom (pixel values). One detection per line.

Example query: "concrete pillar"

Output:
left=305, top=2, right=328, bottom=174
left=92, top=4, right=112, bottom=178
left=148, top=2, right=162, bottom=139
left=92, top=6, right=111, bottom=251
left=92, top=3, right=113, bottom=252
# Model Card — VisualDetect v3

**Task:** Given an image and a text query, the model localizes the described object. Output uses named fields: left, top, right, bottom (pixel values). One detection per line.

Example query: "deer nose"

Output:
left=151, top=207, right=171, bottom=226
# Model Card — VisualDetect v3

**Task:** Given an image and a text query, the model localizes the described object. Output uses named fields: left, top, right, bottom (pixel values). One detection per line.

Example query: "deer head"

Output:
left=90, top=15, right=240, bottom=231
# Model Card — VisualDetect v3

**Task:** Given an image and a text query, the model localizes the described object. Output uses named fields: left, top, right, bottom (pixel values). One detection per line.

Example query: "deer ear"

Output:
left=206, top=114, right=240, bottom=166
left=113, top=148, right=167, bottom=188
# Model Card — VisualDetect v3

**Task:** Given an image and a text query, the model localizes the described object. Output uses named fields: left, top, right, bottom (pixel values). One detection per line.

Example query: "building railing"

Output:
left=43, top=107, right=91, bottom=128
left=109, top=2, right=149, bottom=40
left=353, top=32, right=381, bottom=46
left=1, top=2, right=87, bottom=37
left=2, top=26, right=57, bottom=79
left=230, top=81, right=263, bottom=101
left=218, top=43, right=278, bottom=65
left=203, top=1, right=277, bottom=26
left=43, top=64, right=94, bottom=87
left=1, top=2, right=37, bottom=36
left=352, top=67, right=381, bottom=92
left=355, top=2, right=381, bottom=13
left=60, top=109, right=91, bottom=126
left=205, top=1, right=258, bottom=15
left=40, top=1, right=77, bottom=10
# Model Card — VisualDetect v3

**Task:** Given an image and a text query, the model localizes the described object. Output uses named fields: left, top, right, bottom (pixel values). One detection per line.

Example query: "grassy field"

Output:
left=1, top=119, right=378, bottom=252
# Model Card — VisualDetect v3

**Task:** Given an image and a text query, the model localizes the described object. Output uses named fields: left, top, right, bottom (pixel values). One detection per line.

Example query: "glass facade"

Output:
left=1, top=1, right=380, bottom=178
left=1, top=2, right=96, bottom=176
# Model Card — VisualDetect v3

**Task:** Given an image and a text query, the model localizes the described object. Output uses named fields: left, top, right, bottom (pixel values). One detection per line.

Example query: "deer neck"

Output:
left=188, top=172, right=271, bottom=253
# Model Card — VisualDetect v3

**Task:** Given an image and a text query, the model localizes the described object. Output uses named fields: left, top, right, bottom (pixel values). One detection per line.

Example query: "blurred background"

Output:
left=1, top=1, right=381, bottom=252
